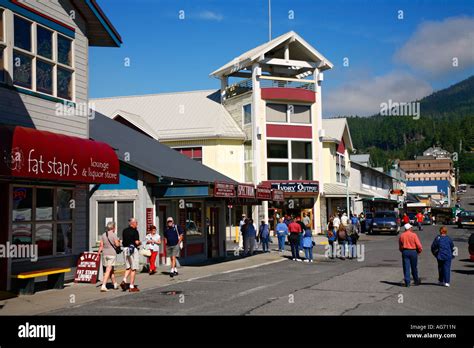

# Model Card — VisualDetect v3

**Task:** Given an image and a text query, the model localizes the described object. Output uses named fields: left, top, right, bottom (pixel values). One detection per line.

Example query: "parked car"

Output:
left=457, top=211, right=474, bottom=229
left=369, top=211, right=400, bottom=235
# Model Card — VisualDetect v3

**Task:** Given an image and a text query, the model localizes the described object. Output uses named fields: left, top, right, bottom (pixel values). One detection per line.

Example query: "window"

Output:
left=268, top=163, right=289, bottom=180
left=292, top=141, right=312, bottom=159
left=336, top=153, right=346, bottom=183
left=244, top=141, right=253, bottom=182
left=184, top=202, right=203, bottom=238
left=97, top=200, right=134, bottom=240
left=243, top=104, right=252, bottom=125
left=11, top=15, right=74, bottom=100
left=267, top=140, right=288, bottom=159
left=11, top=186, right=74, bottom=258
left=0, top=9, right=4, bottom=42
left=266, top=103, right=312, bottom=124
left=14, top=16, right=32, bottom=51
left=292, top=163, right=313, bottom=180
left=0, top=9, right=4, bottom=82
left=174, top=147, right=203, bottom=163
left=290, top=105, right=311, bottom=124
left=266, top=103, right=287, bottom=122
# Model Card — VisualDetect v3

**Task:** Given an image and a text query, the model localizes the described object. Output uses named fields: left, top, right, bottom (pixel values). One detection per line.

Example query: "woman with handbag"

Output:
left=144, top=225, right=161, bottom=275
left=98, top=221, right=121, bottom=292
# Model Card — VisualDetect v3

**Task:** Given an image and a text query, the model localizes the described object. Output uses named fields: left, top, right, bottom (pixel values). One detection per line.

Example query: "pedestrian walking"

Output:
left=302, top=229, right=314, bottom=262
left=303, top=212, right=311, bottom=230
left=244, top=219, right=257, bottom=256
left=346, top=221, right=359, bottom=259
left=359, top=213, right=366, bottom=234
left=432, top=215, right=436, bottom=225
left=431, top=226, right=455, bottom=287
left=163, top=217, right=184, bottom=278
left=327, top=217, right=337, bottom=259
left=402, top=213, right=410, bottom=225
left=144, top=225, right=161, bottom=275
left=275, top=217, right=288, bottom=252
left=120, top=218, right=141, bottom=292
left=416, top=211, right=424, bottom=231
left=98, top=221, right=121, bottom=292
left=399, top=223, right=423, bottom=287
left=337, top=224, right=348, bottom=260
left=341, top=212, right=349, bottom=226
left=296, top=216, right=306, bottom=255
left=288, top=218, right=302, bottom=261
left=259, top=220, right=270, bottom=253
left=239, top=214, right=246, bottom=250
left=333, top=214, right=341, bottom=230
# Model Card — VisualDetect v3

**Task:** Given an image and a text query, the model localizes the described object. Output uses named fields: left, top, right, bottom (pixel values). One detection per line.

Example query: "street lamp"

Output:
left=345, top=169, right=351, bottom=215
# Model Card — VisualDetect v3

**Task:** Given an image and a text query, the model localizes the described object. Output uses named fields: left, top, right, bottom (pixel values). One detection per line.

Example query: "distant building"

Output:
left=422, top=146, right=451, bottom=159
left=399, top=157, right=455, bottom=186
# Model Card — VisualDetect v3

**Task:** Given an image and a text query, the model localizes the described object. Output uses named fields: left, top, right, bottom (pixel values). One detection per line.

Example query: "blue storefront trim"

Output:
left=160, top=186, right=210, bottom=198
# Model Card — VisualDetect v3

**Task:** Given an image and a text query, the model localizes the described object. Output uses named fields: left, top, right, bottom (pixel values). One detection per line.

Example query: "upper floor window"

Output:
left=267, top=140, right=313, bottom=180
left=243, top=104, right=252, bottom=125
left=266, top=103, right=311, bottom=124
left=174, top=147, right=202, bottom=163
left=12, top=15, right=74, bottom=101
left=336, top=153, right=346, bottom=183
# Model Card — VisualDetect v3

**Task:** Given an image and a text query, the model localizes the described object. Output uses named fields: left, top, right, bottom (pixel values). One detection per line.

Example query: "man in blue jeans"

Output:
left=399, top=223, right=423, bottom=287
left=275, top=217, right=288, bottom=253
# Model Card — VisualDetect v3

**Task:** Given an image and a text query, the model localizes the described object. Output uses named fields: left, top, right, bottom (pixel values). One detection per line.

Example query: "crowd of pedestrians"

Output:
left=97, top=209, right=457, bottom=294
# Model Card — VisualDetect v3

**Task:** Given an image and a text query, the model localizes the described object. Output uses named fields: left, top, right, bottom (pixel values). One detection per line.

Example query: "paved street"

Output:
left=47, top=224, right=473, bottom=316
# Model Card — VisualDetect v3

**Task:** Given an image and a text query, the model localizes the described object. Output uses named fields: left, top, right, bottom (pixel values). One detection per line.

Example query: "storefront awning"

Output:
left=0, top=125, right=119, bottom=184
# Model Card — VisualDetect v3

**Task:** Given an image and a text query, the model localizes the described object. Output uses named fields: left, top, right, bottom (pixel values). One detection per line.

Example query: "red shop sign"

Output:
left=237, top=184, right=255, bottom=199
left=146, top=208, right=154, bottom=231
left=256, top=185, right=272, bottom=200
left=74, top=252, right=101, bottom=284
left=0, top=126, right=119, bottom=184
left=214, top=182, right=236, bottom=198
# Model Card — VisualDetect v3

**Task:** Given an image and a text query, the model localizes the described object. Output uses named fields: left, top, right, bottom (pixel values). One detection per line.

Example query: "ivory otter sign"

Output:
left=0, top=126, right=119, bottom=184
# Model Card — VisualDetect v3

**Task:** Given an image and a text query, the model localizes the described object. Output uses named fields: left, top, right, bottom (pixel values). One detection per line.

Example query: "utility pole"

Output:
left=268, top=0, right=272, bottom=41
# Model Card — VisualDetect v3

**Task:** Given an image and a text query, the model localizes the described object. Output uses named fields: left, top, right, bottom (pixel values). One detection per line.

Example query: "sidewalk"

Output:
left=0, top=249, right=288, bottom=316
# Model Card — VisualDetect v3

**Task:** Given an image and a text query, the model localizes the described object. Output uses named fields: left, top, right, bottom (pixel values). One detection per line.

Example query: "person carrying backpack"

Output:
left=431, top=226, right=455, bottom=287
left=302, top=229, right=314, bottom=263
left=337, top=224, right=348, bottom=260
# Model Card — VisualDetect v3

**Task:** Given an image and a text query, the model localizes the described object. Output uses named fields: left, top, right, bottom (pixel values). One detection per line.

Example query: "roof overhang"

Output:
left=71, top=0, right=122, bottom=47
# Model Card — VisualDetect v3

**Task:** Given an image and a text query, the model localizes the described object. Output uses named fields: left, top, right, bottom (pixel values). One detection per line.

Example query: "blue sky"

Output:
left=90, top=0, right=474, bottom=117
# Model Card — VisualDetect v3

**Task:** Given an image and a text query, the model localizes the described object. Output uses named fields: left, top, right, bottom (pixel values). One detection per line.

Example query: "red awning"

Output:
left=0, top=126, right=119, bottom=184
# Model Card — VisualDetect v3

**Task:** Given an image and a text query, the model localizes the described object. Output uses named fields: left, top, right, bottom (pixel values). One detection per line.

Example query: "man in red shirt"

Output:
left=416, top=211, right=424, bottom=231
left=399, top=223, right=423, bottom=287
left=402, top=213, right=410, bottom=225
left=288, top=218, right=302, bottom=261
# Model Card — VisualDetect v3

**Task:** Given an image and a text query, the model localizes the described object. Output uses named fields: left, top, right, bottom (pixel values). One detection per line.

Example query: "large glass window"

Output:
left=268, top=163, right=289, bottom=180
left=243, top=104, right=252, bottom=125
left=244, top=141, right=253, bottom=183
left=336, top=153, right=346, bottom=183
left=292, top=163, right=313, bottom=180
left=292, top=141, right=312, bottom=159
left=267, top=141, right=288, bottom=159
left=97, top=200, right=134, bottom=240
left=11, top=15, right=74, bottom=100
left=266, top=103, right=287, bottom=123
left=97, top=201, right=114, bottom=240
left=11, top=186, right=75, bottom=258
left=14, top=16, right=32, bottom=51
left=117, top=201, right=134, bottom=238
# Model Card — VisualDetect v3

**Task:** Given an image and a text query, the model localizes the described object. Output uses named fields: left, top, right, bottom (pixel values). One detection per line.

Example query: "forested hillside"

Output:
left=344, top=76, right=474, bottom=183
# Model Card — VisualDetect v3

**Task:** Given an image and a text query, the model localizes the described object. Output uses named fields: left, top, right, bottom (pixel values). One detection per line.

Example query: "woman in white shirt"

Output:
left=145, top=225, right=161, bottom=275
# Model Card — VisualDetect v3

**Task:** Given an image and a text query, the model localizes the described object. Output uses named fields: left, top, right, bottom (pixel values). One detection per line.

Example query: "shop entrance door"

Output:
left=207, top=207, right=220, bottom=259
left=0, top=183, right=9, bottom=291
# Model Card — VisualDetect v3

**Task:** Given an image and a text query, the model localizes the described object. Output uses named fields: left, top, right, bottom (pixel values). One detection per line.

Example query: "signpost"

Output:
left=74, top=252, right=101, bottom=284
left=237, top=184, right=256, bottom=199
left=214, top=182, right=236, bottom=198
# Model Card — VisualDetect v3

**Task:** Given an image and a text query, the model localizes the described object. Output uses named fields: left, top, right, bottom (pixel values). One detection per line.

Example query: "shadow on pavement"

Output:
left=452, top=269, right=474, bottom=275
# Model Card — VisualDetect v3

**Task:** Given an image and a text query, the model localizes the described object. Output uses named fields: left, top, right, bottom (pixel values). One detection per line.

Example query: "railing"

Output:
left=223, top=76, right=315, bottom=100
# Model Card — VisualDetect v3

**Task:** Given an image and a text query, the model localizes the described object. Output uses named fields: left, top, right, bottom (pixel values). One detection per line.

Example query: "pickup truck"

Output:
left=369, top=211, right=400, bottom=235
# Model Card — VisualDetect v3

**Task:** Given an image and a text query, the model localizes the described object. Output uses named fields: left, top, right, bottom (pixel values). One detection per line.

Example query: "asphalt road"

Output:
left=49, top=223, right=473, bottom=315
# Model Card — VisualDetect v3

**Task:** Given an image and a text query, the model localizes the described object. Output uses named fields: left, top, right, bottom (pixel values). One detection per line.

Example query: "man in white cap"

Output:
left=398, top=223, right=423, bottom=287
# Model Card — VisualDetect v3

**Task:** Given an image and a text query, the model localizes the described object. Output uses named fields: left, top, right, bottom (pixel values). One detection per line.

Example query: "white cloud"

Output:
left=395, top=16, right=474, bottom=76
left=324, top=72, right=433, bottom=117
left=195, top=11, right=223, bottom=22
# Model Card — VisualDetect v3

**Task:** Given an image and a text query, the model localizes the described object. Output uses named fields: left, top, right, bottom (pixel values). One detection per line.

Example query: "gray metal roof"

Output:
left=322, top=118, right=353, bottom=149
left=91, top=90, right=245, bottom=141
left=350, top=154, right=371, bottom=165
left=90, top=112, right=237, bottom=184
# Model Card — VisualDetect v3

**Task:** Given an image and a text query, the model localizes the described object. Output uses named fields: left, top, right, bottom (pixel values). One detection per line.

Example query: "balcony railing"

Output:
left=223, top=76, right=315, bottom=100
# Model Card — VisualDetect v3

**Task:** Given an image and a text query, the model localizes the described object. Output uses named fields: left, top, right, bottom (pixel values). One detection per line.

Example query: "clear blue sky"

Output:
left=90, top=0, right=474, bottom=116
